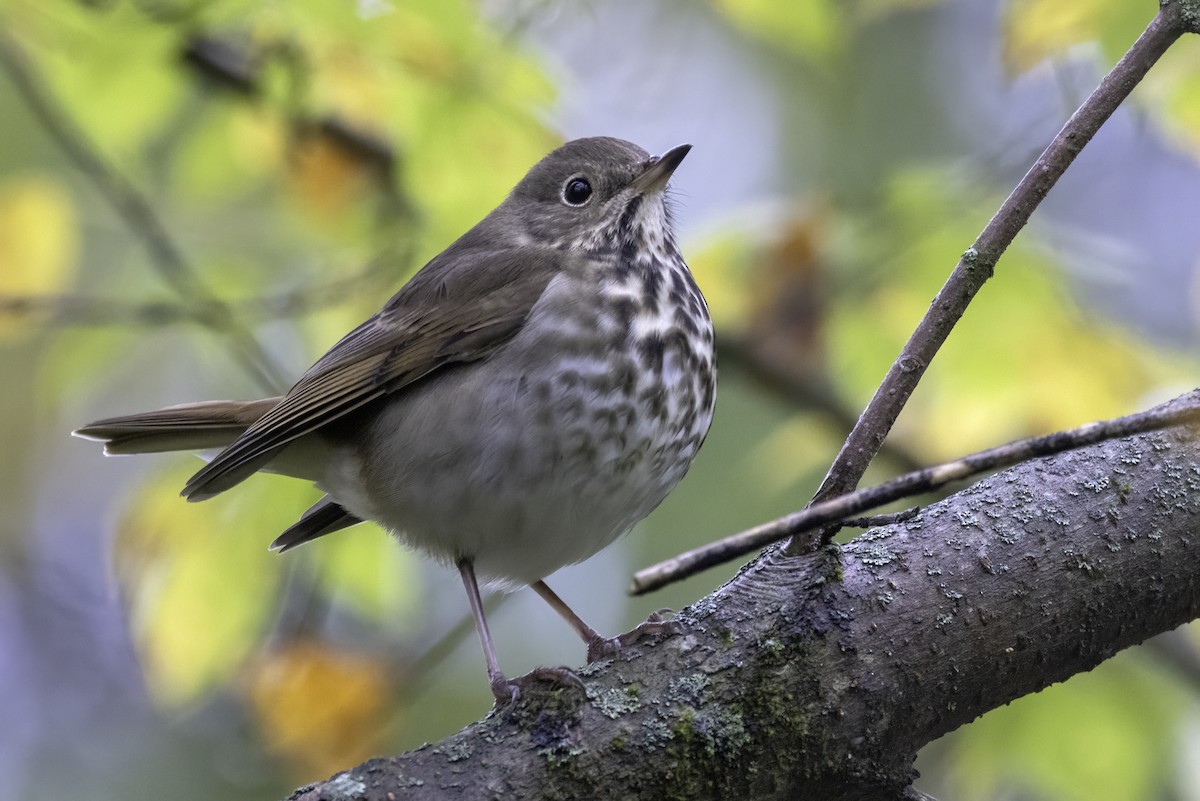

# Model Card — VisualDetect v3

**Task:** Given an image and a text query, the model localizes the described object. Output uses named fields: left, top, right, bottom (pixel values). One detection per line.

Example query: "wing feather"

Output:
left=182, top=247, right=562, bottom=500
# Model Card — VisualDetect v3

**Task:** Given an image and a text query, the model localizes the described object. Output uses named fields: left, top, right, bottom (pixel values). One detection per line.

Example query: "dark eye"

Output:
left=561, top=176, right=592, bottom=206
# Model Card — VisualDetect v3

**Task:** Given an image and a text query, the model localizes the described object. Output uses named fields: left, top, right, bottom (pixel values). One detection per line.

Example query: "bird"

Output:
left=75, top=136, right=717, bottom=703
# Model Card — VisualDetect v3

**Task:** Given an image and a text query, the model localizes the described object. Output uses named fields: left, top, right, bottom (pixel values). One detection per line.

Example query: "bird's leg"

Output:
left=531, top=580, right=680, bottom=663
left=458, top=559, right=516, bottom=703
left=458, top=561, right=585, bottom=704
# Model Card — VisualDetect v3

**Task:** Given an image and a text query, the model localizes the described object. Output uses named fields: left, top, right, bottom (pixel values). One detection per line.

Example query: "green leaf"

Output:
left=713, top=0, right=847, bottom=64
left=829, top=164, right=1196, bottom=457
left=945, top=654, right=1182, bottom=801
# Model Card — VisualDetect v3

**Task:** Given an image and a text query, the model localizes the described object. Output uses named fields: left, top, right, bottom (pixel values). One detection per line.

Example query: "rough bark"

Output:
left=286, top=393, right=1200, bottom=800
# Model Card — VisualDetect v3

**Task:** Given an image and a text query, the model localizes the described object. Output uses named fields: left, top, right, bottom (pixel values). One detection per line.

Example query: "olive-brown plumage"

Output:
left=76, top=137, right=716, bottom=702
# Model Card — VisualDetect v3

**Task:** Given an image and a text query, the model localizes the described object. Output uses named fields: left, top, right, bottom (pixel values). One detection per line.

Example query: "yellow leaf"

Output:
left=687, top=229, right=756, bottom=328
left=1003, top=0, right=1098, bottom=73
left=115, top=464, right=305, bottom=705
left=1158, top=60, right=1200, bottom=156
left=308, top=520, right=424, bottom=626
left=0, top=176, right=78, bottom=337
left=287, top=122, right=385, bottom=221
left=244, top=640, right=394, bottom=780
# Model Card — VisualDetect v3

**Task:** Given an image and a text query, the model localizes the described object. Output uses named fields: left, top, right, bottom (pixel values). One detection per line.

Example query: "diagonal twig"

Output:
left=631, top=392, right=1200, bottom=595
left=789, top=2, right=1189, bottom=557
left=0, top=28, right=288, bottom=392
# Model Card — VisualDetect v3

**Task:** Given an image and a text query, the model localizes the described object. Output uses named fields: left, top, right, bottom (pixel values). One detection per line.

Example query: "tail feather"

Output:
left=74, top=398, right=280, bottom=455
left=270, top=496, right=362, bottom=552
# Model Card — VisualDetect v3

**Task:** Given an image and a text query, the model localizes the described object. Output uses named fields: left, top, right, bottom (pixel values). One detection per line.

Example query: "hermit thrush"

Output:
left=76, top=137, right=716, bottom=703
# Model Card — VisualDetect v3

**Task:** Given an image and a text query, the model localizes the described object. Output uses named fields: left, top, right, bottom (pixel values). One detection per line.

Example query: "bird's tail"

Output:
left=73, top=397, right=280, bottom=455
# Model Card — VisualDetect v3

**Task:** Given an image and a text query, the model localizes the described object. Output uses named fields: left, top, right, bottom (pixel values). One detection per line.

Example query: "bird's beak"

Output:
left=629, top=143, right=691, bottom=195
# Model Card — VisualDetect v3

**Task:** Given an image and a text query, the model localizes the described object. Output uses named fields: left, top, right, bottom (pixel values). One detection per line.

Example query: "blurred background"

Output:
left=1, top=0, right=1199, bottom=798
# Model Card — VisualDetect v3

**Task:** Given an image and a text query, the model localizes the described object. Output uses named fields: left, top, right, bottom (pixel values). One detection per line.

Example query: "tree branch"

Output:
left=284, top=393, right=1200, bottom=800
left=793, top=0, right=1187, bottom=554
left=0, top=29, right=289, bottom=392
left=0, top=259, right=391, bottom=328
left=630, top=391, right=1200, bottom=594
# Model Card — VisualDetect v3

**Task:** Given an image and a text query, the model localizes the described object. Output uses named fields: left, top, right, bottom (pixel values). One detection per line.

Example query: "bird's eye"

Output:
left=561, top=176, right=593, bottom=206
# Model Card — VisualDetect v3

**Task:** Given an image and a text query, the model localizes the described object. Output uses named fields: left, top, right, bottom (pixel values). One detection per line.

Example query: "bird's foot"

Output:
left=646, top=607, right=675, bottom=624
left=585, top=612, right=682, bottom=663
left=490, top=666, right=587, bottom=705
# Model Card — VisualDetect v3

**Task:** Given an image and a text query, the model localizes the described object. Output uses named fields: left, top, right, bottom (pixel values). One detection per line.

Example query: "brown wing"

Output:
left=181, top=247, right=563, bottom=501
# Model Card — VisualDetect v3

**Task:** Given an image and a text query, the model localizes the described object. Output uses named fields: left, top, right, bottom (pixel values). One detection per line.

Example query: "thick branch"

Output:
left=631, top=392, right=1200, bottom=593
left=795, top=1, right=1185, bottom=553
left=286, top=394, right=1200, bottom=801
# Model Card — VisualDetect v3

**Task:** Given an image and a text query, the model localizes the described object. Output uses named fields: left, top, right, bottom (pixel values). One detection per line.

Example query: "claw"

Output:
left=490, top=675, right=521, bottom=705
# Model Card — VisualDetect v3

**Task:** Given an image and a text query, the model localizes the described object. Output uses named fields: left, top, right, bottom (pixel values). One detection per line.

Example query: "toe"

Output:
left=646, top=607, right=676, bottom=624
left=586, top=636, right=621, bottom=663
left=587, top=618, right=683, bottom=662
left=523, top=666, right=587, bottom=693
left=490, top=676, right=520, bottom=705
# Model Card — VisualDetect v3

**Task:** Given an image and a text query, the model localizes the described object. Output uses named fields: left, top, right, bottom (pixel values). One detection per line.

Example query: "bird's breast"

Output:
left=325, top=257, right=716, bottom=584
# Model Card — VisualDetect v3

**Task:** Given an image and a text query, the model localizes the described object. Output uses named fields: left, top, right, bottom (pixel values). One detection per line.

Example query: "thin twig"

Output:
left=789, top=4, right=1185, bottom=556
left=840, top=507, right=920, bottom=529
left=0, top=29, right=288, bottom=392
left=0, top=260, right=393, bottom=327
left=631, top=394, right=1200, bottom=595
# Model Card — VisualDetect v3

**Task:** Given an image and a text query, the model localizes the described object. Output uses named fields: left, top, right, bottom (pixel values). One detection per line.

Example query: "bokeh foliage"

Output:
left=1, top=0, right=1199, bottom=799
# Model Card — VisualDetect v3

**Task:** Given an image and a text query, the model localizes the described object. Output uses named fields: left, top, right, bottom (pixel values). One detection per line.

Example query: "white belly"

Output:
left=311, top=270, right=715, bottom=586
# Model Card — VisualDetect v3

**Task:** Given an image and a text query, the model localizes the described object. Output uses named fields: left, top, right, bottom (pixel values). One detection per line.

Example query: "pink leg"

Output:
left=459, top=561, right=586, bottom=704
left=531, top=580, right=679, bottom=663
left=458, top=559, right=517, bottom=703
